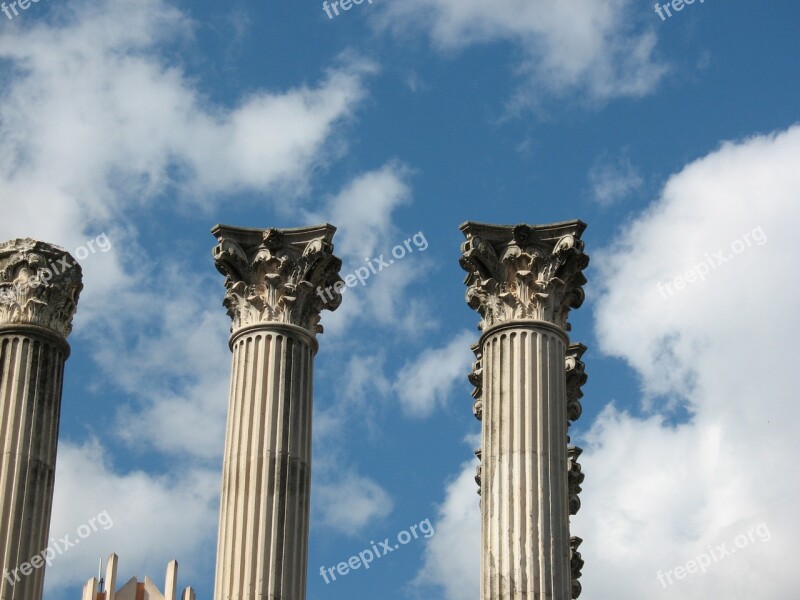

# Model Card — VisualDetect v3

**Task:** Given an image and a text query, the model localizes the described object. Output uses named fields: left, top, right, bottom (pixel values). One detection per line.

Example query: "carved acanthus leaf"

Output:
left=460, top=221, right=589, bottom=331
left=212, top=224, right=342, bottom=336
left=0, top=239, right=83, bottom=338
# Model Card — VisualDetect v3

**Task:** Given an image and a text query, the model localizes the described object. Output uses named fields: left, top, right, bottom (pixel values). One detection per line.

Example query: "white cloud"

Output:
left=588, top=150, right=643, bottom=206
left=578, top=124, right=800, bottom=598
left=413, top=461, right=480, bottom=600
left=67, top=259, right=233, bottom=460
left=314, top=352, right=392, bottom=441
left=314, top=473, right=394, bottom=535
left=304, top=162, right=435, bottom=337
left=0, top=0, right=374, bottom=248
left=392, top=330, right=475, bottom=418
left=309, top=161, right=414, bottom=261
left=378, top=0, right=667, bottom=103
left=311, top=355, right=395, bottom=538
left=47, top=441, right=219, bottom=593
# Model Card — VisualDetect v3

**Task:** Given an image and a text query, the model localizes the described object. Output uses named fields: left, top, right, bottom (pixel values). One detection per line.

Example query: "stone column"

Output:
left=460, top=221, right=589, bottom=600
left=211, top=224, right=342, bottom=600
left=0, top=239, right=82, bottom=600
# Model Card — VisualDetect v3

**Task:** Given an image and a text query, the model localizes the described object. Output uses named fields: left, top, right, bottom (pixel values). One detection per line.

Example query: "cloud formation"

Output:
left=588, top=150, right=643, bottom=206
left=414, top=461, right=480, bottom=599
left=581, top=124, right=800, bottom=598
left=0, top=0, right=374, bottom=248
left=393, top=330, right=475, bottom=418
left=379, top=0, right=667, bottom=103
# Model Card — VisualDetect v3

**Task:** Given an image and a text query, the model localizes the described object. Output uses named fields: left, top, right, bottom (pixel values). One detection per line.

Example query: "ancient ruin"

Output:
left=0, top=220, right=588, bottom=600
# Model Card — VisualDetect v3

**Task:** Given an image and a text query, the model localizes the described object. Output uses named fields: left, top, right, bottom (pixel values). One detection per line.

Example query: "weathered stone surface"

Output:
left=0, top=238, right=81, bottom=600
left=211, top=224, right=342, bottom=337
left=212, top=224, right=341, bottom=600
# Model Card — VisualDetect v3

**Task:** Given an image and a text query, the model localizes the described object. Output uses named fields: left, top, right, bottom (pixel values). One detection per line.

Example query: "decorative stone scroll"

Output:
left=469, top=342, right=483, bottom=421
left=570, top=536, right=584, bottom=599
left=459, top=221, right=589, bottom=332
left=474, top=448, right=482, bottom=497
left=568, top=446, right=585, bottom=516
left=566, top=344, right=588, bottom=595
left=211, top=224, right=343, bottom=336
left=469, top=342, right=483, bottom=497
left=0, top=238, right=83, bottom=338
left=566, top=343, right=588, bottom=423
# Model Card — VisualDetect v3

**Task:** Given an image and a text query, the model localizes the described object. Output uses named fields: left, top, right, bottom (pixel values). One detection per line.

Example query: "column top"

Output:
left=460, top=220, right=589, bottom=333
left=0, top=238, right=83, bottom=339
left=211, top=223, right=343, bottom=337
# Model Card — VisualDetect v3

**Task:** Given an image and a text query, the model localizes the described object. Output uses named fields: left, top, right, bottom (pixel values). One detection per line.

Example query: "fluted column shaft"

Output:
left=0, top=330, right=67, bottom=600
left=211, top=224, right=342, bottom=600
left=0, top=239, right=81, bottom=600
left=214, top=325, right=315, bottom=600
left=480, top=322, right=569, bottom=598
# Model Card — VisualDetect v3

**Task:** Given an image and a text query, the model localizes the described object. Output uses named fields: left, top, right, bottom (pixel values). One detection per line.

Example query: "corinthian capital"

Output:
left=212, top=223, right=343, bottom=336
left=460, top=221, right=589, bottom=332
left=0, top=238, right=83, bottom=338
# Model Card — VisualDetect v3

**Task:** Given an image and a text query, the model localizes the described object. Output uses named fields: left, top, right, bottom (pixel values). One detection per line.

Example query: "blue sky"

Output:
left=1, top=1, right=798, bottom=599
